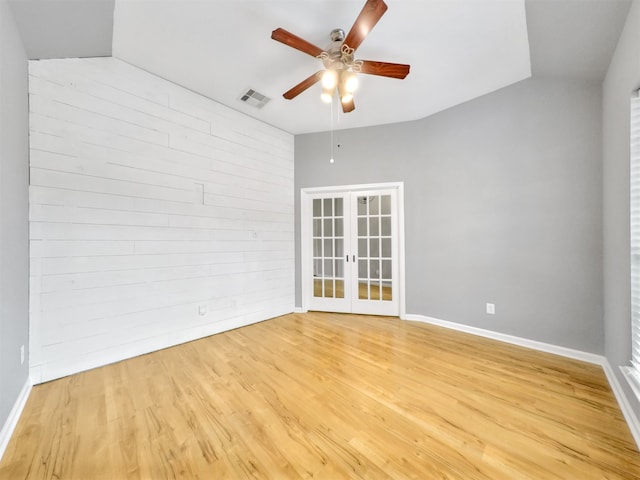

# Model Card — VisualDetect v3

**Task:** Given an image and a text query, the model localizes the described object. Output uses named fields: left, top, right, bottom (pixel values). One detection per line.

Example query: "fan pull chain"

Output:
left=329, top=98, right=335, bottom=163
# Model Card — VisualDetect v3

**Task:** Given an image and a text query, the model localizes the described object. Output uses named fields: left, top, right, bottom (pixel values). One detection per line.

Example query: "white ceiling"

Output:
left=9, top=0, right=633, bottom=135
left=112, top=0, right=531, bottom=134
left=526, top=0, right=632, bottom=80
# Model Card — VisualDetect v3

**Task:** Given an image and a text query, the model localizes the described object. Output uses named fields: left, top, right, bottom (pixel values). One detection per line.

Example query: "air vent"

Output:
left=239, top=88, right=271, bottom=109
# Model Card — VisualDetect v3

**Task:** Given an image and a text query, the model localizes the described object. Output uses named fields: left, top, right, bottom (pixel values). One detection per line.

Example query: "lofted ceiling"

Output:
left=111, top=0, right=531, bottom=134
left=9, top=0, right=632, bottom=135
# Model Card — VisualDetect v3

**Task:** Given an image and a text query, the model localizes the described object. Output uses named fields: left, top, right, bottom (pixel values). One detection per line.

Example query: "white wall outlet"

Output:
left=20, top=345, right=25, bottom=364
left=198, top=305, right=207, bottom=316
left=486, top=303, right=495, bottom=315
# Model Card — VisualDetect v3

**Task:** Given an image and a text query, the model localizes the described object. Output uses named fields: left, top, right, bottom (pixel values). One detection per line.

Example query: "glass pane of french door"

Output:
left=356, top=194, right=393, bottom=302
left=309, top=195, right=351, bottom=312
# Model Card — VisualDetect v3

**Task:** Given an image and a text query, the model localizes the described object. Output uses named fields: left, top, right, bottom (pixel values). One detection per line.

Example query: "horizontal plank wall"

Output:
left=28, top=58, right=294, bottom=383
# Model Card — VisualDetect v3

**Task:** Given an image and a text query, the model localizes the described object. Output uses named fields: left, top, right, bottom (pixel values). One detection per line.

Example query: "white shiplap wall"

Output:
left=28, top=57, right=294, bottom=383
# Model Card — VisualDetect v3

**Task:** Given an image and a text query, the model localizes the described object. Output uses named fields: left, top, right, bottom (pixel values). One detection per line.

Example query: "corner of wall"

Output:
left=602, top=0, right=640, bottom=441
left=0, top=378, right=32, bottom=462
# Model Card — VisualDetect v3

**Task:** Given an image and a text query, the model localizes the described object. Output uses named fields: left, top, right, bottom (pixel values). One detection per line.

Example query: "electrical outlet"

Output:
left=486, top=303, right=495, bottom=315
left=198, top=305, right=207, bottom=316
left=20, top=345, right=25, bottom=365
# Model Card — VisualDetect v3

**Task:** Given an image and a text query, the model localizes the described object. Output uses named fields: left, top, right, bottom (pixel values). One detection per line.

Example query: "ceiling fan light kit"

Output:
left=321, top=69, right=338, bottom=90
left=321, top=87, right=334, bottom=104
left=271, top=0, right=410, bottom=113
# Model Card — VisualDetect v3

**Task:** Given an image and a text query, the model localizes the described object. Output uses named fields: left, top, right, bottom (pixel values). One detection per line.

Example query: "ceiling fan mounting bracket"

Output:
left=330, top=28, right=345, bottom=42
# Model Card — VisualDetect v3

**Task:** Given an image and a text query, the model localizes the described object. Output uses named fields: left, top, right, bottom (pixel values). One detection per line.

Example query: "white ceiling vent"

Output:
left=239, top=88, right=270, bottom=109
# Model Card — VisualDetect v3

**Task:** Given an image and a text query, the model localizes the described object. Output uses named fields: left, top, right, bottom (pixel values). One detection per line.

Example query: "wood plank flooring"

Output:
left=1, top=312, right=639, bottom=479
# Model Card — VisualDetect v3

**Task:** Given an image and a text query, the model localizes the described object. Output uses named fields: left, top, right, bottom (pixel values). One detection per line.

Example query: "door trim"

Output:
left=300, top=182, right=406, bottom=318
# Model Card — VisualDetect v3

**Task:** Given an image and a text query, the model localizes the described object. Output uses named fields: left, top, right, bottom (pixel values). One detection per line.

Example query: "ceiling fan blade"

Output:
left=359, top=60, right=410, bottom=79
left=271, top=28, right=324, bottom=58
left=342, top=0, right=388, bottom=52
left=283, top=71, right=323, bottom=100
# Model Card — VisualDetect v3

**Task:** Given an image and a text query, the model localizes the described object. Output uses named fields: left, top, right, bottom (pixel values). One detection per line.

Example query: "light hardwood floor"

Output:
left=1, top=312, right=639, bottom=479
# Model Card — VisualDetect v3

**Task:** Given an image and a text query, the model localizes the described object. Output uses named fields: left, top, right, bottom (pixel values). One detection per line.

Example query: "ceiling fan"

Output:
left=271, top=0, right=410, bottom=113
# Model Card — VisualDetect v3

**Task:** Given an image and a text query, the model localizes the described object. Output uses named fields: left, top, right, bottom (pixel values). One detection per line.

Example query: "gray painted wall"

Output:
left=296, top=76, right=603, bottom=354
left=603, top=0, right=640, bottom=419
left=0, top=0, right=30, bottom=433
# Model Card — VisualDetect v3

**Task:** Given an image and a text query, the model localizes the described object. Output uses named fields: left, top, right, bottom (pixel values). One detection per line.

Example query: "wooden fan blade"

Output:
left=343, top=0, right=388, bottom=52
left=359, top=60, right=410, bottom=79
left=283, top=71, right=323, bottom=100
left=271, top=28, right=324, bottom=58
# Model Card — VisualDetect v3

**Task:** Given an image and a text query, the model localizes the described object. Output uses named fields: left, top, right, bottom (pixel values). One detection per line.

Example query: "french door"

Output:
left=301, top=183, right=403, bottom=316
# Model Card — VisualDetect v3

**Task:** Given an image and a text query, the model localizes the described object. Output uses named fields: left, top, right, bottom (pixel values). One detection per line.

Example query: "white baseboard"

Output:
left=404, top=313, right=605, bottom=364
left=0, top=377, right=32, bottom=462
left=32, top=305, right=295, bottom=385
left=405, top=313, right=640, bottom=450
left=293, top=307, right=307, bottom=314
left=604, top=362, right=640, bottom=449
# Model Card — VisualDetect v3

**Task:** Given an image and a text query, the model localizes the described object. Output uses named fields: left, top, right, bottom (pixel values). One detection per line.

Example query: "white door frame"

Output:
left=300, top=181, right=406, bottom=318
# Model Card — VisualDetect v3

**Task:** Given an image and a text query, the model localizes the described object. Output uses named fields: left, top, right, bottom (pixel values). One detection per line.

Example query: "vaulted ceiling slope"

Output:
left=9, top=0, right=632, bottom=134
left=526, top=0, right=631, bottom=80
left=9, top=0, right=114, bottom=59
